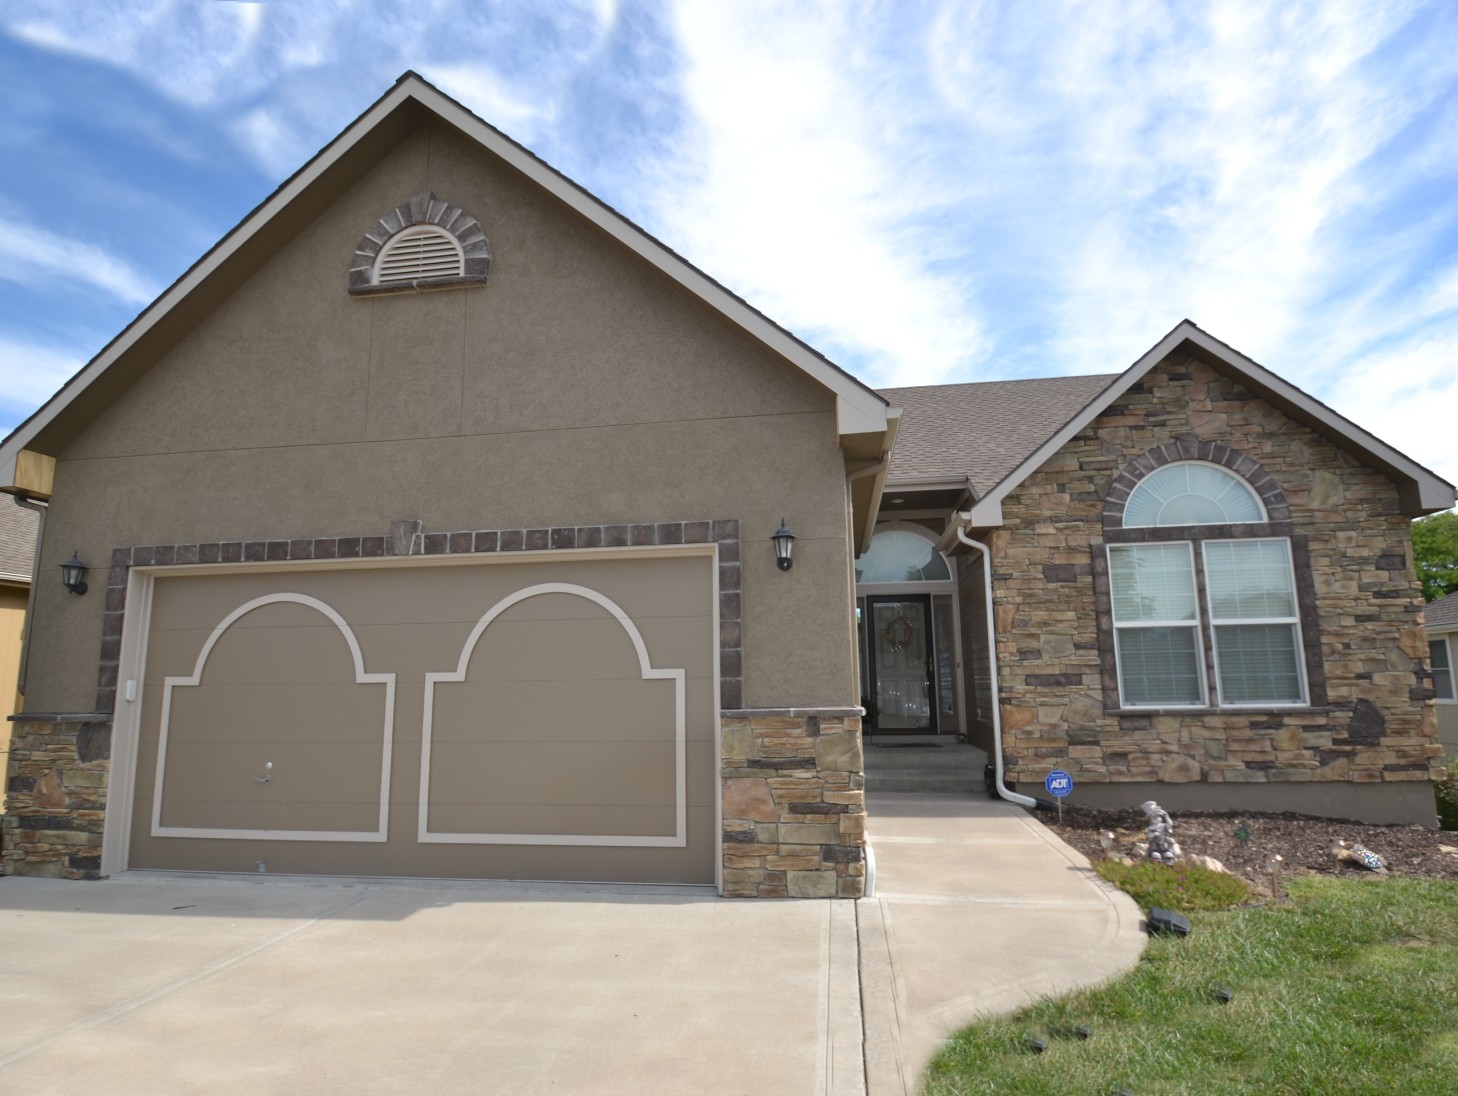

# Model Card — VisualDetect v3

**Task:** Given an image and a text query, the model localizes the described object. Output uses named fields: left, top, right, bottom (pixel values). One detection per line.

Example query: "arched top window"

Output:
left=1123, top=462, right=1265, bottom=528
left=374, top=225, right=463, bottom=284
left=855, top=528, right=951, bottom=583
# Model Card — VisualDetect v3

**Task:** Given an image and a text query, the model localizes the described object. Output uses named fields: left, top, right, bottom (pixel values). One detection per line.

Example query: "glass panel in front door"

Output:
left=871, top=599, right=931, bottom=730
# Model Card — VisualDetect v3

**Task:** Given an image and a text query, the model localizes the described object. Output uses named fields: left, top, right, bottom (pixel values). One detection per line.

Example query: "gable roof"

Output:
left=881, top=374, right=1117, bottom=497
left=0, top=72, right=893, bottom=493
left=1427, top=591, right=1458, bottom=633
left=926, top=320, right=1454, bottom=535
left=0, top=495, right=39, bottom=584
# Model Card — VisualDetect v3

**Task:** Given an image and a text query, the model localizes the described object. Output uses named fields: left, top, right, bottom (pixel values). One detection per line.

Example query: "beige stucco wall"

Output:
left=27, top=121, right=857, bottom=713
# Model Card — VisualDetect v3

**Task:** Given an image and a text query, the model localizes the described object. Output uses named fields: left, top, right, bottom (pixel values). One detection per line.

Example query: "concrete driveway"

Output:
left=0, top=874, right=863, bottom=1095
left=0, top=797, right=1143, bottom=1095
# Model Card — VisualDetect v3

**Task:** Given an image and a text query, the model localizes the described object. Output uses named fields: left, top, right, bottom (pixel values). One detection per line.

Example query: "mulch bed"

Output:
left=1045, top=802, right=1458, bottom=896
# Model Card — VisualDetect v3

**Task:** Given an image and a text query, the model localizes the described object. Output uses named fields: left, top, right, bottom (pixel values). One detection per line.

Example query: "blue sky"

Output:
left=2, top=1, right=1456, bottom=488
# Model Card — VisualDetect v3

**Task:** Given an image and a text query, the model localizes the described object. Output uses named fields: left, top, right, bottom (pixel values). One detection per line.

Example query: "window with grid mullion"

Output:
left=1203, top=539, right=1305, bottom=705
left=1109, top=542, right=1206, bottom=706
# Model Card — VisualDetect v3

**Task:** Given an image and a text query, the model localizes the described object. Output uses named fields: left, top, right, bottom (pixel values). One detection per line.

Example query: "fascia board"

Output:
left=402, top=81, right=890, bottom=440
left=963, top=324, right=1189, bottom=527
left=1177, top=325, right=1455, bottom=512
left=0, top=73, right=888, bottom=472
left=966, top=319, right=1456, bottom=528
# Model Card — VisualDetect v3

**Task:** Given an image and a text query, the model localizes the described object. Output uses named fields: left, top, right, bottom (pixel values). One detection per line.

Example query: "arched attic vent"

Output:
left=348, top=191, right=491, bottom=294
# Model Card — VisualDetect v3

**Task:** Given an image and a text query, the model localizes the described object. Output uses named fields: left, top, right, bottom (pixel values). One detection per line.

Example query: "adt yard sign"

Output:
left=1045, top=770, right=1073, bottom=798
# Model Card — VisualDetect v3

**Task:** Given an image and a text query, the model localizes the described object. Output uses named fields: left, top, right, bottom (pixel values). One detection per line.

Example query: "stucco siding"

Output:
left=26, top=121, right=856, bottom=713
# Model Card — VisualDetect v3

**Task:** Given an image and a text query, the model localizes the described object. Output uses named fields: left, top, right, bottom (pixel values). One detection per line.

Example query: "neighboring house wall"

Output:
left=1430, top=629, right=1458, bottom=755
left=987, top=352, right=1438, bottom=823
left=23, top=121, right=858, bottom=716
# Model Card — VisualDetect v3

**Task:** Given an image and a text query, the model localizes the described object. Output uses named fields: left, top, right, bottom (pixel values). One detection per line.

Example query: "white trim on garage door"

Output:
left=101, top=543, right=722, bottom=888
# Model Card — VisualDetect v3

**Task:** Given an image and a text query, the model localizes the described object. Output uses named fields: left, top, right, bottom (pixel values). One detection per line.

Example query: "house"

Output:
left=0, top=495, right=39, bottom=780
left=1, top=73, right=1451, bottom=892
left=1424, top=591, right=1458, bottom=755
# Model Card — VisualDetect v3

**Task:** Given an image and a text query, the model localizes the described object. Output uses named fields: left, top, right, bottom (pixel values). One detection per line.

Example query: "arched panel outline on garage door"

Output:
left=418, top=582, right=687, bottom=847
left=151, top=592, right=397, bottom=842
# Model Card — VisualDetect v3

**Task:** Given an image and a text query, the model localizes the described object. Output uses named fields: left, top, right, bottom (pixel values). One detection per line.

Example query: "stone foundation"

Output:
left=720, top=708, right=866, bottom=898
left=2, top=715, right=112, bottom=879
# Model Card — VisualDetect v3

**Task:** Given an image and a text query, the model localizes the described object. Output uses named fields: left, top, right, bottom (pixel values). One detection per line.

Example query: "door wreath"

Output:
left=881, top=614, right=916, bottom=652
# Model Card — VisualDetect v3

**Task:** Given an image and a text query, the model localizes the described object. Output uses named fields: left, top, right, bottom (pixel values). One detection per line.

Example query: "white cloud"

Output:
left=0, top=334, right=85, bottom=411
left=0, top=219, right=160, bottom=306
left=659, top=1, right=984, bottom=388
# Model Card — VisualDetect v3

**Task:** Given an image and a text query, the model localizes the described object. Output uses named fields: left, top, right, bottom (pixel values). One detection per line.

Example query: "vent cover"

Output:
left=374, top=226, right=464, bottom=284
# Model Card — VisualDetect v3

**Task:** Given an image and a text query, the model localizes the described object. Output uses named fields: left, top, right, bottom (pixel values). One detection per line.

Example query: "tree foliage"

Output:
left=1413, top=510, right=1458, bottom=602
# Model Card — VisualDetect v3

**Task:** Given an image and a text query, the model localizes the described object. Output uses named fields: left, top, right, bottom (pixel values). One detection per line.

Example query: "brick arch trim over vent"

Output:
left=347, top=190, right=491, bottom=294
left=1101, top=439, right=1291, bottom=535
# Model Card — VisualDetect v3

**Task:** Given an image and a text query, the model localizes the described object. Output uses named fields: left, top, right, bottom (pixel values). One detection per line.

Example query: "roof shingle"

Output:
left=1426, top=590, right=1458, bottom=632
left=879, top=374, right=1118, bottom=497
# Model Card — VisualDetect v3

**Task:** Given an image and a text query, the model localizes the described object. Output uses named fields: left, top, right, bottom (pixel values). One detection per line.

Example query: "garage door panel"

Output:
left=130, top=552, right=716, bottom=884
left=430, top=679, right=675, bottom=742
left=426, top=802, right=678, bottom=839
left=162, top=683, right=391, bottom=743
left=159, top=797, right=382, bottom=833
left=429, top=739, right=674, bottom=809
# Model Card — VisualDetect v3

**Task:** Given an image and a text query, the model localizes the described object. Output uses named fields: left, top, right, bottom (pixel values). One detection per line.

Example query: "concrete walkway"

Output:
left=0, top=797, right=1143, bottom=1095
left=860, top=794, right=1146, bottom=1094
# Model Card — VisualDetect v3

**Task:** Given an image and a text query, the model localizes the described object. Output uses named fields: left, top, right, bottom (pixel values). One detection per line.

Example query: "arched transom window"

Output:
left=1123, top=462, right=1265, bottom=527
left=855, top=529, right=951, bottom=584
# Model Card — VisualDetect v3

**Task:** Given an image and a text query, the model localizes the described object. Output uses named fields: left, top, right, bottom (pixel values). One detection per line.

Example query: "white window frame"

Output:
left=1432, top=634, right=1456, bottom=704
left=1201, top=537, right=1309, bottom=709
left=1109, top=541, right=1209, bottom=709
left=1123, top=460, right=1267, bottom=528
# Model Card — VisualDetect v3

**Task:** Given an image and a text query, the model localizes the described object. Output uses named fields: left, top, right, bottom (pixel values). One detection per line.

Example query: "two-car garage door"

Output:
left=125, top=552, right=716, bottom=884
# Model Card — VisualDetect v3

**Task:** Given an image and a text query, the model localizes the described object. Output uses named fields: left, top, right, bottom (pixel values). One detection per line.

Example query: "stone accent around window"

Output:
left=347, top=190, right=490, bottom=295
left=2, top=716, right=111, bottom=879
left=720, top=709, right=866, bottom=898
left=988, top=352, right=1440, bottom=797
left=1102, top=438, right=1292, bottom=534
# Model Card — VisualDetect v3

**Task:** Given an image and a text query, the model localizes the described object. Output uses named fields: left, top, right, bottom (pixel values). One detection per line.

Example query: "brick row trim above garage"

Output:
left=94, top=518, right=743, bottom=714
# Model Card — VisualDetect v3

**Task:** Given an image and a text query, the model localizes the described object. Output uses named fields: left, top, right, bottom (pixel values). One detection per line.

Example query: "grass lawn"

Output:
left=925, top=876, right=1458, bottom=1095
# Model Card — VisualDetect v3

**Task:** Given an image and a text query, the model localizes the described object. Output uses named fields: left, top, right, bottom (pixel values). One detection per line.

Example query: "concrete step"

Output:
left=863, top=743, right=987, bottom=772
left=864, top=769, right=985, bottom=794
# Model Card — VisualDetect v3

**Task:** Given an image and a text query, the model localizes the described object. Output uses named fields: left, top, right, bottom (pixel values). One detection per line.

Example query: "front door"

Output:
left=866, top=595, right=935, bottom=733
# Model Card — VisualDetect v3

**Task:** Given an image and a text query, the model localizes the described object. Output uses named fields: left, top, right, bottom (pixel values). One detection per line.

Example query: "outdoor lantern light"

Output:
left=60, top=550, right=88, bottom=596
left=771, top=519, right=797, bottom=571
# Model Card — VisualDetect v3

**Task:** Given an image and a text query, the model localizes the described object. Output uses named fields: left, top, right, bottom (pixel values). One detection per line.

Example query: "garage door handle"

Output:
left=255, top=761, right=273, bottom=784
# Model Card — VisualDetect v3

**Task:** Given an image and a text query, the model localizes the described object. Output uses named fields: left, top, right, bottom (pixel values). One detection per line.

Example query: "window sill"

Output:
left=347, top=275, right=488, bottom=297
left=1108, top=705, right=1336, bottom=717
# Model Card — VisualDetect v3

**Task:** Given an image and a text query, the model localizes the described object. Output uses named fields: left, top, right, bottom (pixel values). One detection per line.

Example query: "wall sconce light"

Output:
left=60, top=550, right=88, bottom=596
left=771, top=519, right=796, bottom=571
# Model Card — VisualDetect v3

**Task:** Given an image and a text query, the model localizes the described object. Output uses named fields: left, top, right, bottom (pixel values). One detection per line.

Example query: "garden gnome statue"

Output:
left=1140, top=800, right=1181, bottom=864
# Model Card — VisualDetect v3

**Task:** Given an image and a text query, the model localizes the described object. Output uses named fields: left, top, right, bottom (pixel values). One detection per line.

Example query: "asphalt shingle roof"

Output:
left=879, top=374, right=1119, bottom=497
left=1427, top=590, right=1458, bottom=631
left=0, top=495, right=38, bottom=583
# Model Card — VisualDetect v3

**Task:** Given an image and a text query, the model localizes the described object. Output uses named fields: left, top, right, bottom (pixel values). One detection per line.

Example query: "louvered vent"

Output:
left=374, top=226, right=464, bottom=284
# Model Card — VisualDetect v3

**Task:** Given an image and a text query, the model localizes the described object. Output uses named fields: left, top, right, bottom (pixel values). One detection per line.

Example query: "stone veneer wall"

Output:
left=720, top=709, right=866, bottom=898
left=990, top=353, right=1440, bottom=796
left=2, top=716, right=111, bottom=879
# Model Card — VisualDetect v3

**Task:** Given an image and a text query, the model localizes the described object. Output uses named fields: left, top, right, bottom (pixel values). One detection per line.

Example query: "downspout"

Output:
left=13, top=494, right=47, bottom=698
left=954, top=521, right=1037, bottom=808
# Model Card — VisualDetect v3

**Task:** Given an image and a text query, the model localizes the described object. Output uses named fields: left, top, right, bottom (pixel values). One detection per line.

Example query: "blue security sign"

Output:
left=1044, top=769, right=1074, bottom=798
